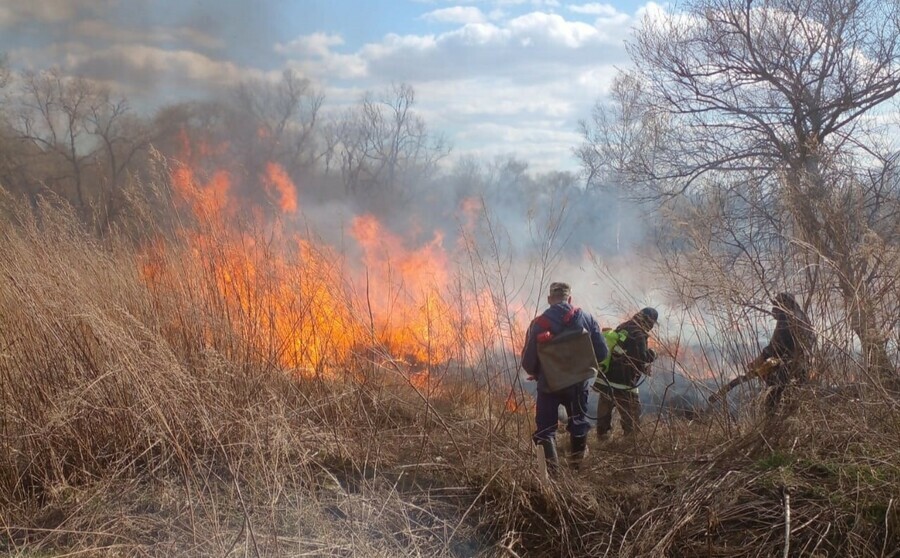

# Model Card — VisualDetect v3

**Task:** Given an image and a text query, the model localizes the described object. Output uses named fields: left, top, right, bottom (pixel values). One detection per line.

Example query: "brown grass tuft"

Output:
left=1, top=190, right=898, bottom=556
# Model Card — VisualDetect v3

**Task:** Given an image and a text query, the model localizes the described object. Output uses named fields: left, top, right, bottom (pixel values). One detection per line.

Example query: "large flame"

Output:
left=351, top=214, right=457, bottom=364
left=141, top=130, right=506, bottom=385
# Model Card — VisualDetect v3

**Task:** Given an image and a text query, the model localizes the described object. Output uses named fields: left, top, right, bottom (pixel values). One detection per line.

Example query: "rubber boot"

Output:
left=570, top=435, right=587, bottom=471
left=537, top=438, right=559, bottom=478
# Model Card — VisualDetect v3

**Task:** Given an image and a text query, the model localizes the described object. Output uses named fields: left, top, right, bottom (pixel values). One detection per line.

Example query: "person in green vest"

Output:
left=593, top=307, right=658, bottom=440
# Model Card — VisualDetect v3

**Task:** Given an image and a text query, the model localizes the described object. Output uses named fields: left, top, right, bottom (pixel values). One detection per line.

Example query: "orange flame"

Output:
left=505, top=390, right=527, bottom=414
left=350, top=214, right=462, bottom=364
left=262, top=162, right=298, bottom=214
left=409, top=370, right=431, bottom=391
left=142, top=132, right=510, bottom=387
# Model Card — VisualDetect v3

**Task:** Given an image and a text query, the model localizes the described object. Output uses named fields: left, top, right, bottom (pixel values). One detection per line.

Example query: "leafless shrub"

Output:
left=1, top=165, right=898, bottom=557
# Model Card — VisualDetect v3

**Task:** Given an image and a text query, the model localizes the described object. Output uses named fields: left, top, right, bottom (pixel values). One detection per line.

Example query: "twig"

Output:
left=617, top=458, right=709, bottom=471
left=783, top=488, right=791, bottom=558
left=498, top=531, right=523, bottom=558
left=232, top=475, right=261, bottom=558
left=222, top=516, right=246, bottom=558
left=882, top=498, right=894, bottom=558
left=448, top=467, right=503, bottom=544
left=602, top=506, right=620, bottom=558
left=809, top=521, right=831, bottom=557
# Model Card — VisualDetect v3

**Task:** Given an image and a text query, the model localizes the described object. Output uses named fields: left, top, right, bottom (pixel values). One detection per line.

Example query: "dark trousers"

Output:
left=595, top=386, right=641, bottom=437
left=764, top=362, right=806, bottom=414
left=533, top=383, right=591, bottom=443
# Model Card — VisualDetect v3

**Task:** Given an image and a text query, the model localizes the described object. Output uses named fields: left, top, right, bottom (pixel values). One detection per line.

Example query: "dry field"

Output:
left=1, top=191, right=898, bottom=557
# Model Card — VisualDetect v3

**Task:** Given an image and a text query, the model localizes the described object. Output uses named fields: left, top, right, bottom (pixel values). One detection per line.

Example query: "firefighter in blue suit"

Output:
left=521, top=282, right=607, bottom=474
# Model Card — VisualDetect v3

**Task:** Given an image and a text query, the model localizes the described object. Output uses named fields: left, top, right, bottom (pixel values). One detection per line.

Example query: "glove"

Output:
left=648, top=348, right=657, bottom=362
left=747, top=355, right=765, bottom=371
left=748, top=357, right=780, bottom=378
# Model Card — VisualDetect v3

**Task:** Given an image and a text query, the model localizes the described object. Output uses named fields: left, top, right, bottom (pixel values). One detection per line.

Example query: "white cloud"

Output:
left=276, top=32, right=345, bottom=57
left=507, top=12, right=600, bottom=47
left=73, top=19, right=225, bottom=51
left=446, top=22, right=506, bottom=45
left=0, top=0, right=113, bottom=26
left=494, top=0, right=561, bottom=6
left=268, top=6, right=639, bottom=172
left=277, top=33, right=367, bottom=80
left=276, top=6, right=637, bottom=85
left=422, top=6, right=488, bottom=24
left=635, top=1, right=678, bottom=27
left=568, top=3, right=619, bottom=17
left=7, top=40, right=283, bottom=103
left=64, top=44, right=276, bottom=92
left=8, top=42, right=96, bottom=71
left=5, top=1, right=650, bottom=174
left=413, top=0, right=560, bottom=5
left=341, top=10, right=628, bottom=84
left=286, top=51, right=367, bottom=81
left=409, top=75, right=613, bottom=172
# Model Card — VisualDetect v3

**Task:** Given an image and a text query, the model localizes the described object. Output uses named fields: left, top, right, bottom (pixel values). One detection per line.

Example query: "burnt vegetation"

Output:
left=1, top=0, right=900, bottom=556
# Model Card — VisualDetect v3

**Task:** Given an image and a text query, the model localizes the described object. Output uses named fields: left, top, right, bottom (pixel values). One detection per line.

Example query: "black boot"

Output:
left=537, top=438, right=559, bottom=478
left=570, top=435, right=587, bottom=470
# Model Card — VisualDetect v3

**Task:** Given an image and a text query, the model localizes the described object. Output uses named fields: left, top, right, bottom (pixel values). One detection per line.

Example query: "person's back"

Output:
left=521, top=282, right=607, bottom=475
left=606, top=315, right=656, bottom=389
left=522, top=302, right=606, bottom=394
left=709, top=295, right=816, bottom=408
left=754, top=293, right=815, bottom=411
left=594, top=307, right=658, bottom=439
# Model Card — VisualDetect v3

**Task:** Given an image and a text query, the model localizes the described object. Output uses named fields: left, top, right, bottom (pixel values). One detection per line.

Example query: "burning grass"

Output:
left=1, top=187, right=898, bottom=557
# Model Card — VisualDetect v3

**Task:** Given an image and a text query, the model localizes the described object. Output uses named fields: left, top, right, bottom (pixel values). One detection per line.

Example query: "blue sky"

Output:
left=0, top=0, right=663, bottom=172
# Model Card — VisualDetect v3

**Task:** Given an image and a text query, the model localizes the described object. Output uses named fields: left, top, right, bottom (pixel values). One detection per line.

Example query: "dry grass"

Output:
left=1, top=191, right=898, bottom=557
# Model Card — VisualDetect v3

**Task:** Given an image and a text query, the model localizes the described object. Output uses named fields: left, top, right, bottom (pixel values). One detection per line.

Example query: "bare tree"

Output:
left=15, top=69, right=106, bottom=211
left=581, top=0, right=900, bottom=380
left=327, top=83, right=450, bottom=207
left=577, top=72, right=668, bottom=193
left=0, top=57, right=39, bottom=201
left=86, top=98, right=153, bottom=228
left=231, top=69, right=324, bottom=173
left=13, top=69, right=151, bottom=229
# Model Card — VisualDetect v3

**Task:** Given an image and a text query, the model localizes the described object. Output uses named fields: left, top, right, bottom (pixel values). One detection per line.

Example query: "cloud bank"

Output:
left=2, top=1, right=654, bottom=172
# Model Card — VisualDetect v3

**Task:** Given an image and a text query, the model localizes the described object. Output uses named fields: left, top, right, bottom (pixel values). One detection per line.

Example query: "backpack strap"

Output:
left=533, top=307, right=580, bottom=344
left=534, top=307, right=579, bottom=332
